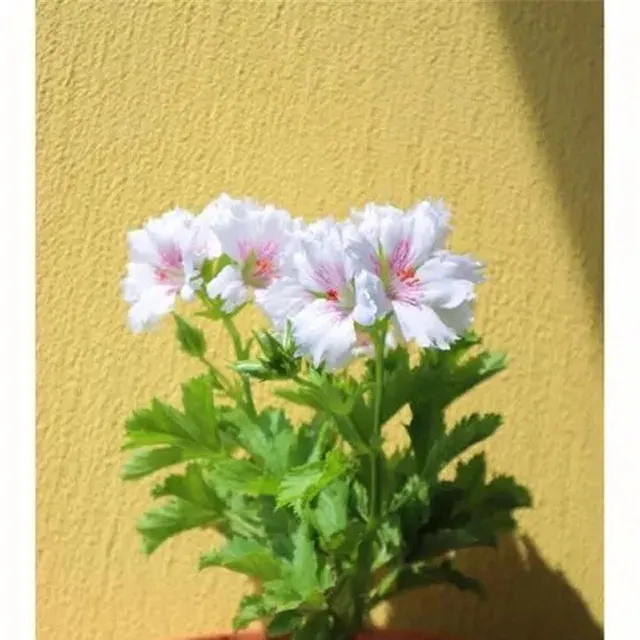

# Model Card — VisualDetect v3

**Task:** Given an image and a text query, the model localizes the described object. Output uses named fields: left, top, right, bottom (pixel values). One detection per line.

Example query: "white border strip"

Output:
left=0, top=2, right=36, bottom=640
left=605, top=1, right=639, bottom=638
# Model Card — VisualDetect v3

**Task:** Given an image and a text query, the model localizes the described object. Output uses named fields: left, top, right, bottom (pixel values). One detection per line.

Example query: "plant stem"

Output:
left=222, top=314, right=257, bottom=418
left=352, top=328, right=387, bottom=632
left=370, top=329, right=386, bottom=523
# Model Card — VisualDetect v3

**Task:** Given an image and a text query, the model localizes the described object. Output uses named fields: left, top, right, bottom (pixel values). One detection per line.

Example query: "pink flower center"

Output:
left=240, top=241, right=279, bottom=288
left=382, top=240, right=423, bottom=305
left=154, top=245, right=184, bottom=289
left=253, top=257, right=275, bottom=283
left=326, top=288, right=339, bottom=302
left=398, top=265, right=419, bottom=286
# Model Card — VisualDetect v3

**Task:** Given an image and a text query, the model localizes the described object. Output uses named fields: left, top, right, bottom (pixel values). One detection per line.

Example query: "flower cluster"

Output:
left=122, top=194, right=484, bottom=368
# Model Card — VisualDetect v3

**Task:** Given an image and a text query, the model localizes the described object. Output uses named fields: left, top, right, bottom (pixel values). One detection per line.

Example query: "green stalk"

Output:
left=222, top=314, right=257, bottom=418
left=370, top=328, right=386, bottom=523
left=351, top=327, right=387, bottom=633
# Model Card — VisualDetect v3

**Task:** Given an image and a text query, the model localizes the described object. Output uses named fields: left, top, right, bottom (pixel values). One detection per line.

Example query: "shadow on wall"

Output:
left=492, top=1, right=603, bottom=338
left=385, top=535, right=603, bottom=640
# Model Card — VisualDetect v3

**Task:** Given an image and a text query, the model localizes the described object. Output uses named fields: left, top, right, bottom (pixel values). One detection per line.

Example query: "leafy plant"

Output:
left=120, top=196, right=532, bottom=639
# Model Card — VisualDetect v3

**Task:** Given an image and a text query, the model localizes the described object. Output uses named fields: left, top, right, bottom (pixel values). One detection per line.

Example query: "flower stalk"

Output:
left=222, top=314, right=257, bottom=418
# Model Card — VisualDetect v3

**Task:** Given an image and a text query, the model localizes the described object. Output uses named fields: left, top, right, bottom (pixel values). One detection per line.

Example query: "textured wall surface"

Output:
left=36, top=2, right=603, bottom=640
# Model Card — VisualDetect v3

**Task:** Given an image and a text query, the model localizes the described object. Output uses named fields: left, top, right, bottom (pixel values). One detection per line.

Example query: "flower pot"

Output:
left=181, top=630, right=452, bottom=640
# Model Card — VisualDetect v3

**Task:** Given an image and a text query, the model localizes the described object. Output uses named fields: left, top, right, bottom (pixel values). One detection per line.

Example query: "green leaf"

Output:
left=137, top=500, right=221, bottom=555
left=390, top=473, right=429, bottom=513
left=263, top=579, right=305, bottom=610
left=423, top=413, right=503, bottom=479
left=351, top=480, right=370, bottom=521
left=374, top=518, right=404, bottom=569
left=455, top=453, right=487, bottom=491
left=405, top=463, right=532, bottom=563
left=378, top=337, right=506, bottom=432
left=276, top=373, right=369, bottom=452
left=290, top=524, right=320, bottom=598
left=448, top=350, right=507, bottom=401
left=319, top=521, right=367, bottom=558
left=136, top=464, right=228, bottom=553
left=152, top=464, right=224, bottom=507
left=291, top=612, right=333, bottom=640
left=277, top=451, right=352, bottom=509
left=289, top=416, right=335, bottom=468
left=173, top=313, right=206, bottom=358
left=200, top=537, right=283, bottom=580
left=123, top=393, right=220, bottom=453
left=232, top=360, right=272, bottom=380
left=407, top=397, right=445, bottom=472
left=232, top=594, right=270, bottom=631
left=226, top=409, right=296, bottom=477
left=275, top=387, right=325, bottom=412
left=211, top=458, right=280, bottom=496
left=371, top=559, right=484, bottom=606
left=122, top=387, right=227, bottom=480
left=267, top=610, right=305, bottom=637
left=312, top=481, right=349, bottom=541
left=481, top=475, right=532, bottom=511
left=180, top=375, right=220, bottom=445
left=121, top=446, right=203, bottom=480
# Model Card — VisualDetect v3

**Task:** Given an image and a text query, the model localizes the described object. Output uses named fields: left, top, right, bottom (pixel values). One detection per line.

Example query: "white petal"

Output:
left=191, top=212, right=222, bottom=260
left=127, top=229, right=159, bottom=264
left=293, top=222, right=357, bottom=294
left=127, top=286, right=177, bottom=333
left=407, top=199, right=451, bottom=259
left=342, top=222, right=379, bottom=274
left=420, top=279, right=476, bottom=310
left=255, top=276, right=312, bottom=330
left=416, top=252, right=483, bottom=309
left=378, top=212, right=408, bottom=263
left=206, top=264, right=250, bottom=313
left=255, top=206, right=293, bottom=245
left=353, top=271, right=391, bottom=327
left=209, top=212, right=248, bottom=262
left=392, top=300, right=457, bottom=350
left=180, top=283, right=197, bottom=302
left=419, top=252, right=484, bottom=284
left=292, top=299, right=357, bottom=370
left=436, top=302, right=475, bottom=335
left=145, top=208, right=194, bottom=250
left=121, top=262, right=157, bottom=303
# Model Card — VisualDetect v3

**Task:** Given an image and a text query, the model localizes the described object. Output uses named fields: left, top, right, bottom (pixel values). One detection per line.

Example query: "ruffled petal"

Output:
left=255, top=276, right=312, bottom=330
left=353, top=271, right=390, bottom=327
left=392, top=300, right=458, bottom=350
left=127, top=286, right=177, bottom=333
left=292, top=299, right=357, bottom=370
left=206, top=264, right=250, bottom=313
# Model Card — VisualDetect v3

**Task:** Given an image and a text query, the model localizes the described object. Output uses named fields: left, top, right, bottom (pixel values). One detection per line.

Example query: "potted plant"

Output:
left=120, top=195, right=532, bottom=640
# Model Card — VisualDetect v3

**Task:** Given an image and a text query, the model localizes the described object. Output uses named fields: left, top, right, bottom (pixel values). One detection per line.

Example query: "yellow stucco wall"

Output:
left=36, top=2, right=603, bottom=639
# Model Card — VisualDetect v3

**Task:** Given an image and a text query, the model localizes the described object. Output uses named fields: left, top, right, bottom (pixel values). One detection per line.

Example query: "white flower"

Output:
left=122, top=208, right=207, bottom=333
left=202, top=194, right=295, bottom=313
left=259, top=221, right=388, bottom=370
left=348, top=200, right=484, bottom=349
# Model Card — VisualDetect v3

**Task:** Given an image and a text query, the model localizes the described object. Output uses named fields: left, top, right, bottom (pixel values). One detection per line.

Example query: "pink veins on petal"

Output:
left=239, top=240, right=280, bottom=287
left=154, top=245, right=184, bottom=288
left=313, top=262, right=347, bottom=293
left=386, top=239, right=422, bottom=305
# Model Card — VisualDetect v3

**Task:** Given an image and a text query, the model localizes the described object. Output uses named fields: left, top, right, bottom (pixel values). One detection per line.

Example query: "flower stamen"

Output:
left=398, top=265, right=418, bottom=284
left=326, top=288, right=339, bottom=302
